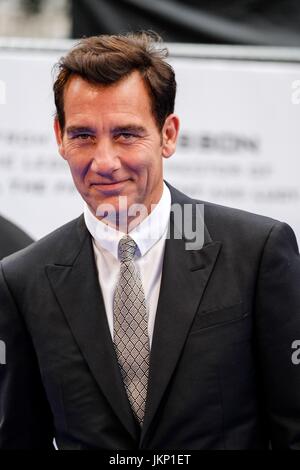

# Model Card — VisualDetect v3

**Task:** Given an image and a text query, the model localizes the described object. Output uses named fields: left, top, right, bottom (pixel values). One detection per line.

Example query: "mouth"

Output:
left=91, top=179, right=130, bottom=191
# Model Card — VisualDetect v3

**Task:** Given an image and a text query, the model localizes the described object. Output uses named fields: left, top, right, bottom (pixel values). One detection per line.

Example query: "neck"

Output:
left=91, top=185, right=164, bottom=233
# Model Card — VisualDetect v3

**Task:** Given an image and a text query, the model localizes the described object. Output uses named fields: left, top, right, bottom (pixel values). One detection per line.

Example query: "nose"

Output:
left=90, top=139, right=121, bottom=176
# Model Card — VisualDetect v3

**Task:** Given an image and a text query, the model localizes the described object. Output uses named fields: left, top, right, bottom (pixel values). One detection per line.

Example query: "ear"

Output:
left=161, top=114, right=180, bottom=159
left=54, top=117, right=66, bottom=159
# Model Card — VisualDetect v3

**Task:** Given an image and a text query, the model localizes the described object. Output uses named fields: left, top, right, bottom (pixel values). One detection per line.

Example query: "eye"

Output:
left=116, top=132, right=138, bottom=143
left=73, top=133, right=94, bottom=140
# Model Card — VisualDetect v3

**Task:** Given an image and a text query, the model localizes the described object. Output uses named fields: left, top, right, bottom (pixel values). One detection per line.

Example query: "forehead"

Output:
left=63, top=71, right=153, bottom=122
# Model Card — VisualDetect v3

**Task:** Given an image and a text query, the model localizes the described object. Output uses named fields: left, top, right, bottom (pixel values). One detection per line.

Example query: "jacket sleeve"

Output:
left=0, top=263, right=54, bottom=449
left=255, top=222, right=300, bottom=449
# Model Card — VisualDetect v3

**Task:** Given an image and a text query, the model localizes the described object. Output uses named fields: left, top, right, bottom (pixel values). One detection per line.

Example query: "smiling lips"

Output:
left=91, top=179, right=130, bottom=190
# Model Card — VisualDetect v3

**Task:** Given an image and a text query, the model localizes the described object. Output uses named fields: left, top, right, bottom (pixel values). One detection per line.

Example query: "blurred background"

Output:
left=0, top=0, right=300, bottom=243
left=1, top=0, right=300, bottom=45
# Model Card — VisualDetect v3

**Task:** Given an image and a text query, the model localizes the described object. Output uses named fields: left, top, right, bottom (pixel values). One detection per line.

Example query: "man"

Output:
left=0, top=32, right=300, bottom=450
left=0, top=214, right=33, bottom=259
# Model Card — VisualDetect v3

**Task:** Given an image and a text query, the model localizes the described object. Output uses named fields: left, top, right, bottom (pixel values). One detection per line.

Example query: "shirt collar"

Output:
left=84, top=182, right=171, bottom=260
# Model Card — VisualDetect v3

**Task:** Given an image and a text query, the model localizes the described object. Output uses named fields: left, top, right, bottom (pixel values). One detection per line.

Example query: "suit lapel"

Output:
left=46, top=217, right=140, bottom=441
left=140, top=187, right=222, bottom=444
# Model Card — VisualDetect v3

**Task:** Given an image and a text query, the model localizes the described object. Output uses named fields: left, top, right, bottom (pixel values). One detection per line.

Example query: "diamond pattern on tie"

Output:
left=113, top=235, right=150, bottom=425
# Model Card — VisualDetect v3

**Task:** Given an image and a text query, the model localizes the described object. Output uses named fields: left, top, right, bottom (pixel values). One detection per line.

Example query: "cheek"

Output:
left=125, top=146, right=161, bottom=171
left=124, top=140, right=161, bottom=166
left=65, top=162, right=90, bottom=195
left=64, top=151, right=91, bottom=180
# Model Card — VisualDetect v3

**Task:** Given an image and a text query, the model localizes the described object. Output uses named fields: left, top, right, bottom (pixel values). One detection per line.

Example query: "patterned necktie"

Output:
left=113, top=235, right=150, bottom=425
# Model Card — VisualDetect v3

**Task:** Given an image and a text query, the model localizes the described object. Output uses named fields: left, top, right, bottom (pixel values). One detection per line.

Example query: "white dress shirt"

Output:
left=84, top=183, right=171, bottom=348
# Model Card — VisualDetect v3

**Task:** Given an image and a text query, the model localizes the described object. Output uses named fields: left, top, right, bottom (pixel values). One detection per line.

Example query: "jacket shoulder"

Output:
left=201, top=199, right=298, bottom=250
left=0, top=215, right=33, bottom=259
left=169, top=182, right=295, bottom=244
left=203, top=200, right=279, bottom=229
left=1, top=215, right=86, bottom=276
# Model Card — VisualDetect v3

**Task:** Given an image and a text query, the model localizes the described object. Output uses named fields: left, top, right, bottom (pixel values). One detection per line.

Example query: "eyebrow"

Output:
left=66, top=124, right=147, bottom=138
left=112, top=125, right=146, bottom=135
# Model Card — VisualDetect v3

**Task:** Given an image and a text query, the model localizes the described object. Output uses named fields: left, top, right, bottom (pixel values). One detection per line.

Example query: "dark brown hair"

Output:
left=53, top=31, right=176, bottom=131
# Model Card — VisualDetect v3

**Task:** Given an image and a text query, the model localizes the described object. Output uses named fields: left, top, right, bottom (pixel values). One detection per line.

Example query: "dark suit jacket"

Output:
left=0, top=185, right=300, bottom=450
left=0, top=215, right=33, bottom=259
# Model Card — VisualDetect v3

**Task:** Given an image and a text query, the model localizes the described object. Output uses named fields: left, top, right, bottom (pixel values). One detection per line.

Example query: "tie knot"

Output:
left=118, top=235, right=137, bottom=263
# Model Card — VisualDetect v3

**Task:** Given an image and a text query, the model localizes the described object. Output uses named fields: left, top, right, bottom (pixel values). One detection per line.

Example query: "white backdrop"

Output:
left=0, top=40, right=300, bottom=241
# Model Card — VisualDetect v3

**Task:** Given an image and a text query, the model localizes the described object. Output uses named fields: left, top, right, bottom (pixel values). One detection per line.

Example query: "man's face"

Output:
left=54, top=71, right=179, bottom=225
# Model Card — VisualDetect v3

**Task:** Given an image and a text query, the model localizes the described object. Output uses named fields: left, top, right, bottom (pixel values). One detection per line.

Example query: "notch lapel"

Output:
left=46, top=219, right=140, bottom=441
